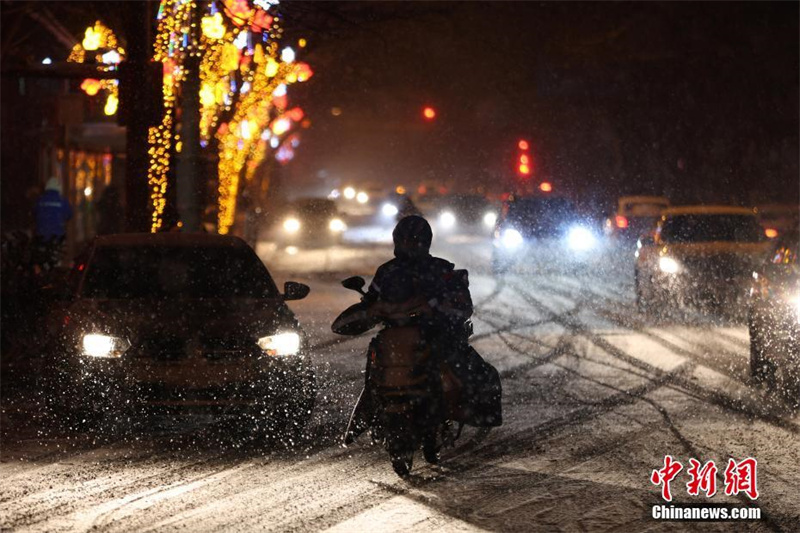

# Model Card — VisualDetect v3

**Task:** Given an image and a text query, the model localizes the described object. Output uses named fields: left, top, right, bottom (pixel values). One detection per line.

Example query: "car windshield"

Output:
left=507, top=197, right=577, bottom=223
left=660, top=214, right=765, bottom=243
left=443, top=196, right=489, bottom=212
left=293, top=199, right=337, bottom=218
left=81, top=245, right=279, bottom=299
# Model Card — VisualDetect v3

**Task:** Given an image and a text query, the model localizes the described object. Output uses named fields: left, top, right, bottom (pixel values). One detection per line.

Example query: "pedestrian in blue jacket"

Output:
left=35, top=178, right=72, bottom=240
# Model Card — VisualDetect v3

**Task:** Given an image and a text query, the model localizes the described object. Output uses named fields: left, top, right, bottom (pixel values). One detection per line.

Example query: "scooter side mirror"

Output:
left=283, top=281, right=310, bottom=301
left=342, top=276, right=366, bottom=294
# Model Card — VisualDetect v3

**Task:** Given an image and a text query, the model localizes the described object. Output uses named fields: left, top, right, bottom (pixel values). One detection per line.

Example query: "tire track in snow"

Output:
left=508, top=279, right=799, bottom=435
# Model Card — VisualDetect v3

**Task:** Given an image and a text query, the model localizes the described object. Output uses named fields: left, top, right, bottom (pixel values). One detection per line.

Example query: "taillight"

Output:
left=615, top=215, right=628, bottom=229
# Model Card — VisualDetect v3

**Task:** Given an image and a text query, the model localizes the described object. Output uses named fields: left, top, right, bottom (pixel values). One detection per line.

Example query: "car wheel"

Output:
left=749, top=314, right=773, bottom=383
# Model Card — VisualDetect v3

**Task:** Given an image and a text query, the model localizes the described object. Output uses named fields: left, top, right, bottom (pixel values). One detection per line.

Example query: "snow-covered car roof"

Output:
left=618, top=195, right=669, bottom=206
left=93, top=233, right=250, bottom=248
left=661, top=205, right=757, bottom=217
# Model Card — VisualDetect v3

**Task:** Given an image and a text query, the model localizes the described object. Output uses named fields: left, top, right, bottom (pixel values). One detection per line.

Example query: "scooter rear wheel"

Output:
left=391, top=451, right=414, bottom=477
left=422, top=432, right=441, bottom=464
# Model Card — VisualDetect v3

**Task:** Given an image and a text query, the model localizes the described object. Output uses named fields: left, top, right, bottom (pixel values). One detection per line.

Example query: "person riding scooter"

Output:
left=333, top=216, right=501, bottom=458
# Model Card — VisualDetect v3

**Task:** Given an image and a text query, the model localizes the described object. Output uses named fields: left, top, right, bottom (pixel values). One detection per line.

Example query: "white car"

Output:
left=635, top=205, right=772, bottom=313
left=605, top=196, right=670, bottom=243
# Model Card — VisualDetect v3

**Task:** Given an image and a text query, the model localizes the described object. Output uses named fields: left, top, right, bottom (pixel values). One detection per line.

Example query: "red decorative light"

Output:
left=518, top=140, right=529, bottom=151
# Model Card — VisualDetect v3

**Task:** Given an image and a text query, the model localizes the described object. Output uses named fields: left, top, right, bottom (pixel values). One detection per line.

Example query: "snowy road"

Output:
left=2, top=233, right=799, bottom=532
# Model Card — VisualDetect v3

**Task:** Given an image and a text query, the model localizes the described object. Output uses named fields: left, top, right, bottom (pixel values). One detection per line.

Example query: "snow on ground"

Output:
left=2, top=232, right=798, bottom=532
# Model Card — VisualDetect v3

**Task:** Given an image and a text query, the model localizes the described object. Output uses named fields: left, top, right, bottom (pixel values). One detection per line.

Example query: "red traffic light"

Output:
left=423, top=106, right=436, bottom=120
left=518, top=140, right=529, bottom=151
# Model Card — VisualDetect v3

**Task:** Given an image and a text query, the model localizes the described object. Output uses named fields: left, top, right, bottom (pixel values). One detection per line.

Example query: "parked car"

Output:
left=756, top=203, right=800, bottom=239
left=748, top=230, right=799, bottom=394
left=492, top=195, right=600, bottom=273
left=605, top=195, right=670, bottom=243
left=41, top=233, right=316, bottom=433
left=635, top=206, right=772, bottom=313
left=276, top=198, right=347, bottom=247
left=431, top=194, right=499, bottom=235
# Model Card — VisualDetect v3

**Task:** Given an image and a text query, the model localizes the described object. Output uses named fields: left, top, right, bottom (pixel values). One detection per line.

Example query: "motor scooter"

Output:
left=333, top=276, right=457, bottom=477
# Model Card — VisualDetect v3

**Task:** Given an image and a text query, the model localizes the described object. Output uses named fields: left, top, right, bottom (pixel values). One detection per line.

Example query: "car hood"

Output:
left=661, top=241, right=771, bottom=260
left=659, top=242, right=772, bottom=279
left=66, top=297, right=297, bottom=341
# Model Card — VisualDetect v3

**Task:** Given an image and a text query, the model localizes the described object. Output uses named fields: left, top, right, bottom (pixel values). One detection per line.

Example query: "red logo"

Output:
left=686, top=459, right=718, bottom=497
left=652, top=456, right=759, bottom=501
left=724, top=458, right=759, bottom=500
left=651, top=455, right=683, bottom=502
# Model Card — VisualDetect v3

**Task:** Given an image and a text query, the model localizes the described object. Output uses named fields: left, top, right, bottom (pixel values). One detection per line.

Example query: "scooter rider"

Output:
left=364, top=215, right=472, bottom=331
left=334, top=215, right=475, bottom=445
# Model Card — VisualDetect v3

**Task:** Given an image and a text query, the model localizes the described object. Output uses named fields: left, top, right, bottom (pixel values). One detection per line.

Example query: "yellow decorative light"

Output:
left=104, top=93, right=118, bottom=115
left=80, top=78, right=102, bottom=96
left=69, top=21, right=124, bottom=116
left=265, top=57, right=279, bottom=77
left=201, top=12, right=226, bottom=40
left=82, top=26, right=102, bottom=51
left=151, top=0, right=311, bottom=235
left=221, top=43, right=240, bottom=72
left=200, top=82, right=216, bottom=106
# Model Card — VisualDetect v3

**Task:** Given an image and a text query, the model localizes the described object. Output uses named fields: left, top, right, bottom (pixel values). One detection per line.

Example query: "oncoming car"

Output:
left=605, top=195, right=670, bottom=243
left=277, top=198, right=347, bottom=248
left=431, top=194, right=499, bottom=235
left=492, top=195, right=600, bottom=273
left=635, top=206, right=772, bottom=313
left=748, top=231, right=800, bottom=393
left=42, top=233, right=316, bottom=433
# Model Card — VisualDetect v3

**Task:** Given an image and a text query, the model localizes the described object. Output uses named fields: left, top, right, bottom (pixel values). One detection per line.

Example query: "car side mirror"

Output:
left=283, top=281, right=310, bottom=301
left=341, top=276, right=366, bottom=295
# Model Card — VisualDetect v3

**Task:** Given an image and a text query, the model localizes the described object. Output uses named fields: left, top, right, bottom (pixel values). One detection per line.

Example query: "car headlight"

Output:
left=283, top=218, right=300, bottom=233
left=382, top=203, right=398, bottom=217
left=501, top=228, right=524, bottom=249
left=439, top=211, right=456, bottom=229
left=356, top=192, right=369, bottom=204
left=483, top=211, right=497, bottom=228
left=82, top=334, right=130, bottom=358
left=257, top=332, right=301, bottom=356
left=659, top=256, right=681, bottom=274
left=790, top=293, right=800, bottom=323
left=329, top=218, right=347, bottom=233
left=567, top=225, right=596, bottom=251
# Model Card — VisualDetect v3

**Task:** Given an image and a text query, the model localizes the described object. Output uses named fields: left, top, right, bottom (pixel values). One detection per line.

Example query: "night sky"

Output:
left=1, top=1, right=798, bottom=215
left=285, top=1, right=799, bottom=208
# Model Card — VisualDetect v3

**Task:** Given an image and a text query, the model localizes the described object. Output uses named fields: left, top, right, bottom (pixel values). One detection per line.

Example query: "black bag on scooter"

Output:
left=444, top=344, right=502, bottom=428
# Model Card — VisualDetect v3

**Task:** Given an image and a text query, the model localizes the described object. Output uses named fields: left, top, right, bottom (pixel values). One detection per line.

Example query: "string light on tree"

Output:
left=150, top=0, right=313, bottom=234
left=68, top=21, right=125, bottom=118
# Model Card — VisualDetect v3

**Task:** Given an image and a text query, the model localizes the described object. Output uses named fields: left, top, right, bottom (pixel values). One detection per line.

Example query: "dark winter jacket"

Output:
left=364, top=254, right=473, bottom=332
left=35, top=190, right=72, bottom=239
